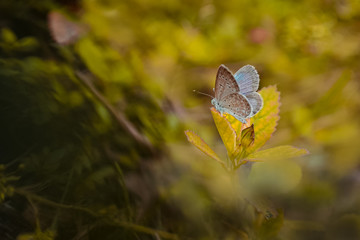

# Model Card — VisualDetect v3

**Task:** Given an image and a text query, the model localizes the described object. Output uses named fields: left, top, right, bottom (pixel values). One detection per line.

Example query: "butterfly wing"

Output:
left=215, top=65, right=240, bottom=101
left=244, top=92, right=263, bottom=117
left=48, top=11, right=84, bottom=45
left=217, top=93, right=252, bottom=123
left=234, top=65, right=259, bottom=94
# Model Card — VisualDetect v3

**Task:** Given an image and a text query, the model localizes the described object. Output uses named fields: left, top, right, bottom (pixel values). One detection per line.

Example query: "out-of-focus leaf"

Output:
left=246, top=145, right=309, bottom=161
left=248, top=86, right=280, bottom=154
left=184, top=130, right=224, bottom=165
left=76, top=38, right=110, bottom=81
left=16, top=233, right=35, bottom=240
left=292, top=105, right=313, bottom=137
left=16, top=37, right=39, bottom=51
left=85, top=166, right=115, bottom=188
left=17, top=229, right=55, bottom=240
left=313, top=70, right=351, bottom=117
left=1, top=28, right=16, bottom=43
left=315, top=122, right=358, bottom=144
left=327, top=214, right=360, bottom=240
left=247, top=197, right=278, bottom=219
left=257, top=210, right=284, bottom=239
left=249, top=159, right=302, bottom=193
left=211, top=107, right=236, bottom=155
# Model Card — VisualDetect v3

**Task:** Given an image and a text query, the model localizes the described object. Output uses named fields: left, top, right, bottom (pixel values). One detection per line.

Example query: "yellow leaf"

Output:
left=184, top=130, right=224, bottom=166
left=211, top=108, right=237, bottom=155
left=246, top=145, right=309, bottom=161
left=225, top=113, right=243, bottom=136
left=248, top=86, right=280, bottom=154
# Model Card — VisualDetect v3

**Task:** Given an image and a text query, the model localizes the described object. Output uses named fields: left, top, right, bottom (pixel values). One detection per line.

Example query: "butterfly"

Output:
left=211, top=64, right=263, bottom=123
left=48, top=11, right=86, bottom=46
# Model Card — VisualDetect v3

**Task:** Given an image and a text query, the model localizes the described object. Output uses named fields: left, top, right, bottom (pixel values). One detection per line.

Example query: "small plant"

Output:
left=185, top=85, right=308, bottom=171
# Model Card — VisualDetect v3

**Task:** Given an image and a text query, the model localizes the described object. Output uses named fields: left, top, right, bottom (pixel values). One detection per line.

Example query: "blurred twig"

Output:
left=16, top=189, right=179, bottom=240
left=75, top=71, right=154, bottom=152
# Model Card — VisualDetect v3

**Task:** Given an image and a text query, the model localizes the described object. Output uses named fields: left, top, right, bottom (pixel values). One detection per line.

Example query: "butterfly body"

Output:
left=211, top=64, right=263, bottom=123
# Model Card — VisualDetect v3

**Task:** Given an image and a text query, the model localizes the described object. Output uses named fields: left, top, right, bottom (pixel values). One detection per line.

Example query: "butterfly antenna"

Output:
left=193, top=90, right=214, bottom=99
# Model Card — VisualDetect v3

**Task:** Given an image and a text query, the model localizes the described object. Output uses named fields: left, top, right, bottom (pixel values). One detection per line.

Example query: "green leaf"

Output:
left=184, top=130, right=224, bottom=165
left=211, top=107, right=237, bottom=155
left=246, top=145, right=309, bottom=161
left=248, top=86, right=280, bottom=154
left=1, top=28, right=16, bottom=43
left=76, top=38, right=110, bottom=81
left=313, top=70, right=351, bottom=117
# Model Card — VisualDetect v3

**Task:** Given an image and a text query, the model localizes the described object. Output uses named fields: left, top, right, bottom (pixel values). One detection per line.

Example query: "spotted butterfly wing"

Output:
left=212, top=65, right=252, bottom=123
left=214, top=65, right=240, bottom=101
left=216, top=93, right=252, bottom=123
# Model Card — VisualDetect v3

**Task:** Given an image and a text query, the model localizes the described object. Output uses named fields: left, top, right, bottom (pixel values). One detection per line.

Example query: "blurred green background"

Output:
left=1, top=0, right=360, bottom=239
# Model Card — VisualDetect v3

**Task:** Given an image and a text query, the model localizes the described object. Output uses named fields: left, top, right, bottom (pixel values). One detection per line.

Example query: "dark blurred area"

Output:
left=0, top=0, right=360, bottom=239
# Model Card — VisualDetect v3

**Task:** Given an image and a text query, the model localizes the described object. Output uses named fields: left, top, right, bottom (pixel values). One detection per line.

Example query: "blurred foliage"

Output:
left=0, top=0, right=360, bottom=239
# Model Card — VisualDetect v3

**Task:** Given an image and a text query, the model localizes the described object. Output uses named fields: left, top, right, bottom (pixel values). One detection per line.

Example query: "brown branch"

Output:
left=75, top=71, right=153, bottom=151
